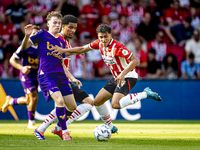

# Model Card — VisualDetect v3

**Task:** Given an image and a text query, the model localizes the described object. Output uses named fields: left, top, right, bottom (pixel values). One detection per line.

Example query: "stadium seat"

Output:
left=168, top=45, right=186, bottom=77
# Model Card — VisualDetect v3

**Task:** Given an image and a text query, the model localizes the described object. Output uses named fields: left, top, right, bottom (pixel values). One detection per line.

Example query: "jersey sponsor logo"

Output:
left=47, top=42, right=63, bottom=60
left=28, top=56, right=38, bottom=64
left=122, top=49, right=128, bottom=56
left=103, top=57, right=116, bottom=65
left=47, top=51, right=63, bottom=60
left=47, top=42, right=54, bottom=51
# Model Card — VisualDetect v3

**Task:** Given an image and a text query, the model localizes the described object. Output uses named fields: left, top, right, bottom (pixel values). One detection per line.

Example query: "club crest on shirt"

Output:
left=122, top=49, right=128, bottom=56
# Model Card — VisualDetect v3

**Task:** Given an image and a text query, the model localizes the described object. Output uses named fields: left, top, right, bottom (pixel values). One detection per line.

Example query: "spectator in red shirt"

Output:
left=3, top=34, right=20, bottom=78
left=113, top=15, right=133, bottom=45
left=126, top=0, right=145, bottom=28
left=165, top=0, right=188, bottom=26
left=0, top=13, right=17, bottom=46
left=81, top=0, right=101, bottom=27
left=26, top=0, right=48, bottom=26
left=134, top=38, right=148, bottom=78
left=76, top=13, right=96, bottom=45
left=0, top=38, right=5, bottom=77
left=147, top=30, right=169, bottom=62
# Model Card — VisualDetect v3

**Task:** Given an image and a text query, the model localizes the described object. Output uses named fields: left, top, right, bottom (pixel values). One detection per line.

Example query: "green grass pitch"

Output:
left=0, top=120, right=200, bottom=150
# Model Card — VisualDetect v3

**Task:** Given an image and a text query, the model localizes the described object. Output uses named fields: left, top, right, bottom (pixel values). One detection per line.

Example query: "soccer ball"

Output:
left=93, top=124, right=111, bottom=141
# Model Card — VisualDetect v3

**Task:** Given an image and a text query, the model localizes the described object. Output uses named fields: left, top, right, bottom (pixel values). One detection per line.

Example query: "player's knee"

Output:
left=111, top=102, right=120, bottom=109
left=67, top=104, right=77, bottom=112
left=55, top=98, right=65, bottom=107
left=94, top=101, right=101, bottom=106
left=82, top=97, right=94, bottom=106
left=25, top=98, right=30, bottom=105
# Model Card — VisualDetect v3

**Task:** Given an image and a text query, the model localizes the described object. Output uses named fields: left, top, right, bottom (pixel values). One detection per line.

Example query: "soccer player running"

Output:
left=1, top=25, right=40, bottom=129
left=54, top=24, right=161, bottom=112
left=34, top=15, right=118, bottom=140
left=21, top=11, right=79, bottom=141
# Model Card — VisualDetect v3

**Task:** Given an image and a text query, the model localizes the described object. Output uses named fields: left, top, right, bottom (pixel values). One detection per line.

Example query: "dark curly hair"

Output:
left=96, top=24, right=111, bottom=34
left=162, top=53, right=178, bottom=71
left=62, top=15, right=77, bottom=25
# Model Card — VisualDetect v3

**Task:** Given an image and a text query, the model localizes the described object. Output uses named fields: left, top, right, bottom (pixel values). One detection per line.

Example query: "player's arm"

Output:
left=9, top=46, right=31, bottom=75
left=121, top=54, right=139, bottom=77
left=54, top=44, right=91, bottom=54
left=62, top=61, right=82, bottom=89
left=116, top=54, right=139, bottom=87
left=21, top=24, right=34, bottom=50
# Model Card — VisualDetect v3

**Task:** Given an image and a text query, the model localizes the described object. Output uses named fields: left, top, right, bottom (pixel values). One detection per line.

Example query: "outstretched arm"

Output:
left=54, top=44, right=91, bottom=55
left=21, top=24, right=33, bottom=50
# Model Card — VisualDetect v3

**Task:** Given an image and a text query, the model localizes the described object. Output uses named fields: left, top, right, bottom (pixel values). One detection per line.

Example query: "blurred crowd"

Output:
left=0, top=0, right=200, bottom=80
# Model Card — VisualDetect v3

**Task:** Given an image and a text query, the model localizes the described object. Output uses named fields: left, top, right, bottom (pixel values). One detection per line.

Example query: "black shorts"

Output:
left=103, top=77, right=137, bottom=96
left=70, top=83, right=89, bottom=103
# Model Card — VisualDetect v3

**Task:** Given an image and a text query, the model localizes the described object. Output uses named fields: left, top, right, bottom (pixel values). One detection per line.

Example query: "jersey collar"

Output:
left=60, top=33, right=69, bottom=42
left=107, top=38, right=113, bottom=47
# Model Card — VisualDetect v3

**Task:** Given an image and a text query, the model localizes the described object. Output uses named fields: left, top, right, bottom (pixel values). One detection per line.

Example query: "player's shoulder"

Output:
left=35, top=29, right=45, bottom=36
left=112, top=39, right=126, bottom=48
left=58, top=33, right=64, bottom=40
left=90, top=39, right=100, bottom=47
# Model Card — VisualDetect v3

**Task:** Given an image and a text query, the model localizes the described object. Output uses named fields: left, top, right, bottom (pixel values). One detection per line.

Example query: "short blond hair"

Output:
left=46, top=11, right=62, bottom=22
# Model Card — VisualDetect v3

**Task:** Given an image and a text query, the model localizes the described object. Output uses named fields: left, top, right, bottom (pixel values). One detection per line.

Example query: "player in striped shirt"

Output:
left=54, top=24, right=161, bottom=112
left=35, top=15, right=118, bottom=140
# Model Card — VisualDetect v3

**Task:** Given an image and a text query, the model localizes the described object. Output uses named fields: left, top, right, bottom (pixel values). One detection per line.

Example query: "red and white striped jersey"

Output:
left=147, top=40, right=169, bottom=62
left=58, top=33, right=72, bottom=70
left=26, top=3, right=47, bottom=25
left=89, top=38, right=138, bottom=79
left=0, top=23, right=17, bottom=43
left=126, top=5, right=145, bottom=26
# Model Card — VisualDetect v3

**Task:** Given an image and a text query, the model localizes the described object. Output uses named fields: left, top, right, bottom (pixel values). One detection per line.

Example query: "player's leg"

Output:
left=52, top=91, right=69, bottom=133
left=94, top=78, right=118, bottom=133
left=112, top=78, right=144, bottom=109
left=52, top=83, right=93, bottom=139
left=65, top=84, right=93, bottom=126
left=37, top=108, right=57, bottom=132
left=112, top=78, right=161, bottom=109
left=27, top=90, right=38, bottom=129
left=61, top=94, right=77, bottom=140
left=1, top=96, right=26, bottom=113
left=34, top=73, right=70, bottom=140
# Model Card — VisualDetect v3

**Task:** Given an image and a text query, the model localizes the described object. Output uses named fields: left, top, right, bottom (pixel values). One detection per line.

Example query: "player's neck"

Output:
left=48, top=31, right=59, bottom=38
left=60, top=32, right=69, bottom=41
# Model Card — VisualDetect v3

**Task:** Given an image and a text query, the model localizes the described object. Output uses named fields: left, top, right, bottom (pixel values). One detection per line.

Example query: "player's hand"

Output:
left=24, top=24, right=33, bottom=37
left=21, top=66, right=31, bottom=75
left=115, top=74, right=126, bottom=87
left=71, top=78, right=82, bottom=89
left=53, top=46, right=66, bottom=54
